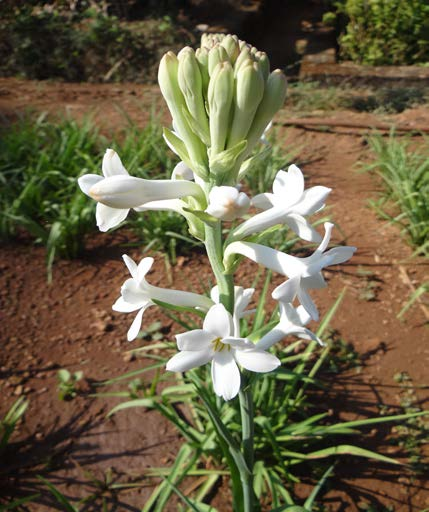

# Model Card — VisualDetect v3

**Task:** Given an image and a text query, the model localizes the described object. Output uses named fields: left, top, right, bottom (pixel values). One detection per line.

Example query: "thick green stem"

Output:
left=239, top=376, right=256, bottom=511
left=204, top=222, right=234, bottom=314
left=204, top=221, right=255, bottom=511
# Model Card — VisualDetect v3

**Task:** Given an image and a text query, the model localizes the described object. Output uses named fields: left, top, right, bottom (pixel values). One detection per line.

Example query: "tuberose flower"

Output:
left=78, top=149, right=204, bottom=231
left=206, top=186, right=250, bottom=221
left=225, top=222, right=356, bottom=320
left=113, top=255, right=213, bottom=341
left=166, top=303, right=280, bottom=400
left=232, top=165, right=331, bottom=242
left=256, top=276, right=322, bottom=350
left=211, top=285, right=255, bottom=335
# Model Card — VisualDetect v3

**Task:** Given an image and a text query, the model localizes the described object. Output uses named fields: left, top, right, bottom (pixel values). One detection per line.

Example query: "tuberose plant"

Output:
left=79, top=34, right=357, bottom=510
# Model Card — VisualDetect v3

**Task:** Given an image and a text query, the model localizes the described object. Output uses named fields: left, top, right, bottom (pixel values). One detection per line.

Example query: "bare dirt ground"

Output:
left=0, top=78, right=428, bottom=511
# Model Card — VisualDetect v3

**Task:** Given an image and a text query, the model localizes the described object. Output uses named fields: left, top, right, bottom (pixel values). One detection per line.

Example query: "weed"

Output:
left=57, top=369, right=83, bottom=401
left=364, top=132, right=429, bottom=256
left=0, top=397, right=28, bottom=453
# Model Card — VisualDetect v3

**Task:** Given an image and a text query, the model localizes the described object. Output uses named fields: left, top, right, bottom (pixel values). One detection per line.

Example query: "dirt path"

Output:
left=0, top=79, right=428, bottom=511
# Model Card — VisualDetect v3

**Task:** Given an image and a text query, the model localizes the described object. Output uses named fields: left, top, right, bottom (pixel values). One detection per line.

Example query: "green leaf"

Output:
left=208, top=140, right=247, bottom=176
left=36, top=476, right=79, bottom=512
left=107, top=398, right=156, bottom=417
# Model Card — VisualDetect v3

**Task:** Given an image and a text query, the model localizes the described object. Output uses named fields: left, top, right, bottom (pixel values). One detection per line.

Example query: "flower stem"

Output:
left=239, top=375, right=256, bottom=511
left=204, top=222, right=234, bottom=314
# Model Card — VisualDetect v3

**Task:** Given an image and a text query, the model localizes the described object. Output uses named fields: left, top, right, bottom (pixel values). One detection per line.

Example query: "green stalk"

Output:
left=204, top=220, right=256, bottom=511
left=204, top=222, right=234, bottom=314
left=239, top=376, right=257, bottom=512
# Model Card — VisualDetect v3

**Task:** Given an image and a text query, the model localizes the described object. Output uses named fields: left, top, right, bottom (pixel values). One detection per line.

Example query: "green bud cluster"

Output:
left=158, top=33, right=287, bottom=185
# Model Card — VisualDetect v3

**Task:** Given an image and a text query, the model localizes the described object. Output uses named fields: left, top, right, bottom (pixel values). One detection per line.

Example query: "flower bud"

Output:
left=178, top=47, right=210, bottom=144
left=195, top=47, right=210, bottom=97
left=220, top=34, right=240, bottom=64
left=244, top=69, right=287, bottom=156
left=227, top=61, right=265, bottom=148
left=255, top=51, right=270, bottom=80
left=208, top=44, right=229, bottom=76
left=234, top=46, right=253, bottom=76
left=158, top=52, right=208, bottom=174
left=208, top=61, right=234, bottom=155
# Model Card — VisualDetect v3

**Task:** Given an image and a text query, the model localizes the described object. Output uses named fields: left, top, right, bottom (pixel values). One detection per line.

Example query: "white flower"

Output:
left=171, top=161, right=195, bottom=181
left=78, top=149, right=130, bottom=232
left=112, top=255, right=213, bottom=341
left=256, top=276, right=322, bottom=350
left=206, top=186, right=250, bottom=221
left=225, top=222, right=356, bottom=320
left=211, top=285, right=255, bottom=336
left=232, top=164, right=331, bottom=242
left=166, top=304, right=280, bottom=400
left=78, top=149, right=203, bottom=231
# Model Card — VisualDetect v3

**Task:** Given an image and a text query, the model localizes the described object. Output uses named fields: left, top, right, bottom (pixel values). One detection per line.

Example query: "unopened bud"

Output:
left=178, top=47, right=210, bottom=144
left=244, top=69, right=287, bottom=156
left=208, top=61, right=234, bottom=155
left=220, top=34, right=240, bottom=64
left=208, top=44, right=229, bottom=76
left=227, top=61, right=264, bottom=148
left=255, top=51, right=270, bottom=81
left=158, top=52, right=208, bottom=173
left=196, top=47, right=210, bottom=96
left=234, top=46, right=253, bottom=77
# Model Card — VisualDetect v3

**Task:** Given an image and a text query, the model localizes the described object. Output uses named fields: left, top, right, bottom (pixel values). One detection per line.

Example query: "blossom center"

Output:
left=211, top=337, right=230, bottom=352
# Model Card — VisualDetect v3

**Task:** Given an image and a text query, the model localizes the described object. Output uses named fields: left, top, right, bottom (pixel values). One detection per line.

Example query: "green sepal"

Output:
left=182, top=105, right=211, bottom=146
left=163, top=127, right=209, bottom=180
left=208, top=139, right=247, bottom=177
left=183, top=207, right=218, bottom=227
left=237, top=145, right=271, bottom=181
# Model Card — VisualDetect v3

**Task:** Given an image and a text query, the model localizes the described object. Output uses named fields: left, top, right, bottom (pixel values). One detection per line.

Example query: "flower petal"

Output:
left=122, top=254, right=138, bottom=279
left=235, top=349, right=280, bottom=373
left=251, top=193, right=275, bottom=210
left=323, top=246, right=357, bottom=265
left=122, top=278, right=150, bottom=306
left=102, top=149, right=129, bottom=177
left=293, top=186, right=331, bottom=216
left=176, top=329, right=215, bottom=351
left=112, top=296, right=141, bottom=313
left=166, top=349, right=213, bottom=372
left=222, top=336, right=252, bottom=349
left=96, top=203, right=129, bottom=232
left=137, top=257, right=154, bottom=282
left=172, top=161, right=194, bottom=181
left=203, top=304, right=233, bottom=338
left=211, top=351, right=240, bottom=401
left=284, top=213, right=322, bottom=243
left=272, top=276, right=300, bottom=302
left=297, top=288, right=319, bottom=321
left=78, top=174, right=103, bottom=196
left=272, top=165, right=304, bottom=206
left=127, top=305, right=150, bottom=342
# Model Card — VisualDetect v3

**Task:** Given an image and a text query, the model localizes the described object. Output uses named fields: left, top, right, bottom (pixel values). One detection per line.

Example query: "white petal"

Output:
left=166, top=349, right=213, bottom=372
left=137, top=257, right=154, bottom=282
left=272, top=165, right=304, bottom=206
left=122, top=279, right=150, bottom=306
left=234, top=349, right=280, bottom=373
left=316, top=222, right=334, bottom=253
left=293, top=186, right=331, bottom=216
left=255, top=327, right=286, bottom=350
left=176, top=329, right=215, bottom=351
left=96, top=203, right=129, bottom=232
left=296, top=305, right=312, bottom=326
left=251, top=193, right=275, bottom=210
left=225, top=241, right=306, bottom=278
left=203, top=304, right=233, bottom=338
left=89, top=176, right=202, bottom=209
left=211, top=351, right=240, bottom=401
left=102, top=149, right=128, bottom=177
left=323, top=246, right=356, bottom=265
left=172, top=161, right=194, bottom=181
left=302, top=273, right=326, bottom=290
left=272, top=276, right=300, bottom=302
left=222, top=337, right=252, bottom=349
left=210, top=285, right=220, bottom=304
left=134, top=199, right=185, bottom=212
left=127, top=306, right=147, bottom=341
left=112, top=296, right=141, bottom=313
left=122, top=254, right=138, bottom=279
left=232, top=206, right=287, bottom=238
left=297, top=288, right=319, bottom=321
left=284, top=214, right=322, bottom=242
left=149, top=285, right=214, bottom=310
left=78, top=174, right=103, bottom=196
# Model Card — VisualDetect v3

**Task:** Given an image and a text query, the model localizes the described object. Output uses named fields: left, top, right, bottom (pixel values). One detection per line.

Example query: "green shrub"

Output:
left=331, top=0, right=429, bottom=65
left=0, top=4, right=188, bottom=82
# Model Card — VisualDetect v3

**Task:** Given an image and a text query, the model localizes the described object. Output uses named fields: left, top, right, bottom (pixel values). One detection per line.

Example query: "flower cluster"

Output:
left=79, top=34, right=355, bottom=401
